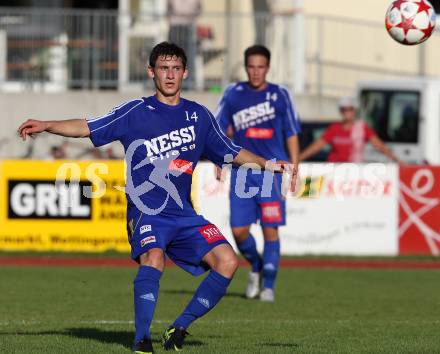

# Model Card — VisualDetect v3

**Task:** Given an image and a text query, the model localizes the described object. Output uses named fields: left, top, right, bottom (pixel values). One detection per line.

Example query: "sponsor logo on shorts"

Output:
left=140, top=235, right=156, bottom=247
left=198, top=224, right=226, bottom=244
left=140, top=293, right=156, bottom=302
left=261, top=202, right=282, bottom=223
left=197, top=297, right=210, bottom=308
left=140, top=224, right=152, bottom=234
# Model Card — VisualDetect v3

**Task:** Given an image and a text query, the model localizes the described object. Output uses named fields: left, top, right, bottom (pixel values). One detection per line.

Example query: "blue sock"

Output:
left=173, top=270, right=231, bottom=329
left=133, top=265, right=162, bottom=342
left=262, top=240, right=280, bottom=289
left=236, top=234, right=262, bottom=272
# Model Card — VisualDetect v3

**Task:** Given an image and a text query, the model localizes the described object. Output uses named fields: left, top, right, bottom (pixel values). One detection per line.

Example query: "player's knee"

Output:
left=263, top=227, right=279, bottom=242
left=217, top=251, right=239, bottom=277
left=232, top=227, right=250, bottom=243
left=139, top=248, right=165, bottom=271
left=263, top=233, right=279, bottom=242
left=229, top=253, right=239, bottom=273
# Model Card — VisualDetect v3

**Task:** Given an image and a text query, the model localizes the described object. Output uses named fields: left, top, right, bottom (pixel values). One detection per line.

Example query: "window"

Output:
left=360, top=90, right=420, bottom=143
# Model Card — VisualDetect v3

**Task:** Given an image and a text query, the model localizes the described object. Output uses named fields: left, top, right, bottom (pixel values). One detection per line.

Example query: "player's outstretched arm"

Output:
left=299, top=138, right=327, bottom=161
left=233, top=149, right=296, bottom=191
left=18, top=119, right=90, bottom=141
left=233, top=148, right=295, bottom=174
left=369, top=135, right=402, bottom=163
left=233, top=148, right=269, bottom=169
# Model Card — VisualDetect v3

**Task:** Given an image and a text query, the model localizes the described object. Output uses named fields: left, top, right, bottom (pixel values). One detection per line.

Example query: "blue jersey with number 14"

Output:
left=216, top=82, right=301, bottom=161
left=86, top=95, right=241, bottom=217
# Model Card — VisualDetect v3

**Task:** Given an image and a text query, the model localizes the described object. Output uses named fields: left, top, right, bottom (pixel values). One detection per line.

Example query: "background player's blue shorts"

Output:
left=127, top=207, right=229, bottom=276
left=229, top=167, right=286, bottom=228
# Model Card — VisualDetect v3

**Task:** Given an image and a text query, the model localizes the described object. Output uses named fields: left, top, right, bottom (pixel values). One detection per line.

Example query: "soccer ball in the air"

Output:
left=385, top=0, right=437, bottom=45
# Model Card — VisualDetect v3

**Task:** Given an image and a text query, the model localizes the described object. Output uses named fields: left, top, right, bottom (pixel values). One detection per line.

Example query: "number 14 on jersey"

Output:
left=185, top=111, right=198, bottom=122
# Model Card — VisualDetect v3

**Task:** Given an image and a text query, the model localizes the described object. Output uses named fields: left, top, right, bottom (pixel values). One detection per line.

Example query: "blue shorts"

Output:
left=229, top=168, right=286, bottom=228
left=127, top=208, right=229, bottom=276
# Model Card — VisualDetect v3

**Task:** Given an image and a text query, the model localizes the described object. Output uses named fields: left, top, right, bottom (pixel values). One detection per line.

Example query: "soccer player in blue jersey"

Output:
left=216, top=45, right=301, bottom=302
left=18, top=42, right=294, bottom=353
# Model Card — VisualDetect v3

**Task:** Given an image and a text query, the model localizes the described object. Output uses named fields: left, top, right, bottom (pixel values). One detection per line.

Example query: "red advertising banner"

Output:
left=399, top=166, right=440, bottom=255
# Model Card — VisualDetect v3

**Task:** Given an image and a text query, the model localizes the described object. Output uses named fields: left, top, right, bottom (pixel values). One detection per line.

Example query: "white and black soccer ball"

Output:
left=385, top=0, right=437, bottom=45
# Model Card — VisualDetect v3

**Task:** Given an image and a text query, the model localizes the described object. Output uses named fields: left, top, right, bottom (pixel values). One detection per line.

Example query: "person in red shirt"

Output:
left=299, top=97, right=401, bottom=163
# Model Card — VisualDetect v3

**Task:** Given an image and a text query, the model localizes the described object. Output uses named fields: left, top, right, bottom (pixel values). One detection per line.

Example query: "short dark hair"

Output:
left=244, top=45, right=271, bottom=66
left=149, top=42, right=187, bottom=68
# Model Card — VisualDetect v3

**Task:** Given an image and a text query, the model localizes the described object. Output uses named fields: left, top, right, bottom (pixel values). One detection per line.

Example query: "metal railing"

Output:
left=0, top=7, right=118, bottom=91
left=0, top=7, right=438, bottom=95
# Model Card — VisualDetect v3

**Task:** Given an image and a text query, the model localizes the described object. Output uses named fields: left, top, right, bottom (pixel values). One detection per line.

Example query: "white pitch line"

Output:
left=1, top=319, right=440, bottom=327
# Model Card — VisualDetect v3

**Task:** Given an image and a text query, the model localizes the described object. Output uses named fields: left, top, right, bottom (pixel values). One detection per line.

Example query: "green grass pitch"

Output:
left=1, top=264, right=440, bottom=353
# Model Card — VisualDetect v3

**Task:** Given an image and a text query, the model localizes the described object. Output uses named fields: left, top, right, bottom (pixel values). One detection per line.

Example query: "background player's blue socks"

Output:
left=237, top=234, right=262, bottom=272
left=172, top=270, right=231, bottom=329
left=133, top=265, right=162, bottom=342
left=262, top=240, right=280, bottom=289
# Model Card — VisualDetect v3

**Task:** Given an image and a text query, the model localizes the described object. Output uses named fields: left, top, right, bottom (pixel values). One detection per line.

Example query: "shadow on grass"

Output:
left=0, top=328, right=204, bottom=349
left=67, top=328, right=135, bottom=347
left=68, top=328, right=204, bottom=348
left=162, top=288, right=246, bottom=299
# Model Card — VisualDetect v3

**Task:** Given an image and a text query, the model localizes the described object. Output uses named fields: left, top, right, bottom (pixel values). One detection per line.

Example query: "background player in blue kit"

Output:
left=216, top=45, right=301, bottom=302
left=17, top=42, right=295, bottom=354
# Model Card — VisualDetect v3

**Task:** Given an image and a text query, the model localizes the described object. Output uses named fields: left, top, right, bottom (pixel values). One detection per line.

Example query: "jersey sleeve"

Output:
left=279, top=86, right=301, bottom=137
left=215, top=84, right=234, bottom=134
left=364, top=122, right=377, bottom=141
left=86, top=99, right=143, bottom=147
left=202, top=106, right=242, bottom=166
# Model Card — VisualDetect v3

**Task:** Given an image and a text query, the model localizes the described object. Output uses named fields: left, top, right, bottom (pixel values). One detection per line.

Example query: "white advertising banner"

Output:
left=193, top=162, right=399, bottom=256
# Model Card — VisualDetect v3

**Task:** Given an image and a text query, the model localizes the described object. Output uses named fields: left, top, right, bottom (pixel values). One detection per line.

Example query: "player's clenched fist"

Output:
left=17, top=119, right=48, bottom=141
